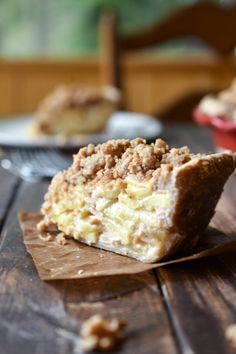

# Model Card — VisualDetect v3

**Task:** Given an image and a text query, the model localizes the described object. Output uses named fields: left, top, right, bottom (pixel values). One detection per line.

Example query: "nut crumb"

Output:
left=38, top=232, right=53, bottom=242
left=225, top=324, right=236, bottom=346
left=37, top=220, right=48, bottom=233
left=56, top=232, right=68, bottom=245
left=80, top=315, right=126, bottom=352
left=78, top=269, right=84, bottom=275
left=91, top=218, right=101, bottom=225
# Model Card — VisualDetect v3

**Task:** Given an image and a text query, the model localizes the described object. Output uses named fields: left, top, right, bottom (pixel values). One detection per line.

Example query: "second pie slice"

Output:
left=39, top=138, right=236, bottom=263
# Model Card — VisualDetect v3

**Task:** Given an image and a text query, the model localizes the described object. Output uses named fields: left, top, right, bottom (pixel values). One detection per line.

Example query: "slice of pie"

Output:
left=198, top=79, right=236, bottom=121
left=31, top=85, right=121, bottom=136
left=39, top=138, right=236, bottom=263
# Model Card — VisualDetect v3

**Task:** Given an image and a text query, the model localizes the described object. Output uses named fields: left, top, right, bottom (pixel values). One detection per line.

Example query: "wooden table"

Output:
left=1, top=123, right=236, bottom=354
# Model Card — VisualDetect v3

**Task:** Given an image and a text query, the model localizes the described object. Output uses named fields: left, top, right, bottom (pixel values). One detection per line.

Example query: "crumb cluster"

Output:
left=225, top=324, right=236, bottom=347
left=70, top=138, right=192, bottom=183
left=80, top=315, right=126, bottom=352
left=56, top=232, right=68, bottom=245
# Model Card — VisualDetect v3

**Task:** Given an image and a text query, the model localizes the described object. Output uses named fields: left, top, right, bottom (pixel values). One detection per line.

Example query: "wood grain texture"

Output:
left=1, top=124, right=236, bottom=354
left=0, top=181, right=177, bottom=354
left=157, top=254, right=236, bottom=354
left=99, top=11, right=122, bottom=90
left=0, top=167, right=19, bottom=230
left=161, top=122, right=214, bottom=154
left=0, top=56, right=236, bottom=118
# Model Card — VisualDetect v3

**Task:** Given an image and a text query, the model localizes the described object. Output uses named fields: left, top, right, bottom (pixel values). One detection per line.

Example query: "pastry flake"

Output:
left=40, top=138, right=236, bottom=263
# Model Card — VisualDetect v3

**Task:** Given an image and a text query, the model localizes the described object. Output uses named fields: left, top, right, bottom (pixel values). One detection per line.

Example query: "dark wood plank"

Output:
left=100, top=11, right=122, bottom=90
left=0, top=167, right=19, bottom=230
left=0, top=180, right=178, bottom=354
left=162, top=123, right=214, bottom=153
left=0, top=123, right=234, bottom=354
left=156, top=255, right=236, bottom=354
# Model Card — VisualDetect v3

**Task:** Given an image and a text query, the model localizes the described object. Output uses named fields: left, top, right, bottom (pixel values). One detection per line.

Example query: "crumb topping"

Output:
left=69, top=138, right=192, bottom=184
left=37, top=85, right=121, bottom=116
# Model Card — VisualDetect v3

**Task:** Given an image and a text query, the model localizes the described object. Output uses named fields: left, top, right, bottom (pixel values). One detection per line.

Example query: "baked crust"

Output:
left=40, top=138, right=236, bottom=263
left=172, top=153, right=235, bottom=254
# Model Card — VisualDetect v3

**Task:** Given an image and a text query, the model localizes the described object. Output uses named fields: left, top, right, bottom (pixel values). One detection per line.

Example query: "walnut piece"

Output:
left=56, top=232, right=68, bottom=245
left=36, top=220, right=48, bottom=233
left=38, top=232, right=53, bottom=242
left=225, top=324, right=236, bottom=347
left=80, top=315, right=126, bottom=352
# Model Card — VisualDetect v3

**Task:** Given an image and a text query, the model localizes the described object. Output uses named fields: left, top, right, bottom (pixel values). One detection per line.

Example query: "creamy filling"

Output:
left=48, top=177, right=177, bottom=261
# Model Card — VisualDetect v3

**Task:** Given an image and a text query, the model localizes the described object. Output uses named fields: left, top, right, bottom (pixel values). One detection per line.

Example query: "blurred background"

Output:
left=0, top=0, right=236, bottom=120
left=0, top=0, right=218, bottom=57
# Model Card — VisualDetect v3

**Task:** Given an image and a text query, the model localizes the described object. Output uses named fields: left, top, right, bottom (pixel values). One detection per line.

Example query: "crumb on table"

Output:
left=37, top=220, right=48, bottom=233
left=80, top=314, right=126, bottom=352
left=225, top=323, right=236, bottom=347
left=38, top=232, right=53, bottom=242
left=56, top=232, right=68, bottom=245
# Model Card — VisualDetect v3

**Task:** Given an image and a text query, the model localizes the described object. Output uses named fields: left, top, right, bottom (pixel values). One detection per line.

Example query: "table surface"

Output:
left=1, top=123, right=236, bottom=354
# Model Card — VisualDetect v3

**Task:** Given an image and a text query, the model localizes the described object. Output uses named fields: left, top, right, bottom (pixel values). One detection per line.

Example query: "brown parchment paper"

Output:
left=18, top=212, right=236, bottom=280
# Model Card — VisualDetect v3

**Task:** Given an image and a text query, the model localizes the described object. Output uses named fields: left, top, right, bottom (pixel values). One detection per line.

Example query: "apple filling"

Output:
left=47, top=177, right=177, bottom=262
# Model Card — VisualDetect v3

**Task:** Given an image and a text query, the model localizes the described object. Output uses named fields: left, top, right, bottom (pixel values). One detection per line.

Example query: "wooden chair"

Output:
left=99, top=3, right=236, bottom=120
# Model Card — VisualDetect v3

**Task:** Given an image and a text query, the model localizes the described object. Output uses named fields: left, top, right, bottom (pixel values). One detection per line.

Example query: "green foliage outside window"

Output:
left=0, top=0, right=222, bottom=57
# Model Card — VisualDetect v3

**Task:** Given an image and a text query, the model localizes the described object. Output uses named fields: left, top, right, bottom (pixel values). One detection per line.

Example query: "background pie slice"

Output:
left=30, top=85, right=121, bottom=136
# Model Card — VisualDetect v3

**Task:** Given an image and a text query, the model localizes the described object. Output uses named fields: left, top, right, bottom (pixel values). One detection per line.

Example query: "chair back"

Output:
left=99, top=4, right=236, bottom=119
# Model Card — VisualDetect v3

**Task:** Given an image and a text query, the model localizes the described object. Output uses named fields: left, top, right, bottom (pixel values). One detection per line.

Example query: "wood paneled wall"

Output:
left=0, top=59, right=100, bottom=116
left=0, top=55, right=236, bottom=118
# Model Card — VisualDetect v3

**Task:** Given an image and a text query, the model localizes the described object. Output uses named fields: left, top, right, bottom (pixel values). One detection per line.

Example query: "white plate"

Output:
left=0, top=111, right=162, bottom=148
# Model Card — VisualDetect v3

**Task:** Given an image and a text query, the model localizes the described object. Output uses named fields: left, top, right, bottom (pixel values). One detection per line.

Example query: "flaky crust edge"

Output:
left=170, top=152, right=236, bottom=256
